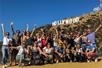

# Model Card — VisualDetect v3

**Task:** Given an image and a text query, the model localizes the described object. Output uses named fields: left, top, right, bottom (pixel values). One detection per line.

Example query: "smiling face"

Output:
left=47, top=43, right=51, bottom=48
left=33, top=41, right=37, bottom=47
left=26, top=31, right=30, bottom=36
left=87, top=40, right=92, bottom=45
left=87, top=29, right=91, bottom=34
left=5, top=32, right=10, bottom=38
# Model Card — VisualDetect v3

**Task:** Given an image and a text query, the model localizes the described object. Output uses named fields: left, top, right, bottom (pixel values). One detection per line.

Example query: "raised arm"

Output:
left=1, top=24, right=5, bottom=37
left=26, top=24, right=29, bottom=32
left=30, top=28, right=35, bottom=37
left=95, top=24, right=102, bottom=32
left=53, top=26, right=59, bottom=39
left=10, top=22, right=15, bottom=35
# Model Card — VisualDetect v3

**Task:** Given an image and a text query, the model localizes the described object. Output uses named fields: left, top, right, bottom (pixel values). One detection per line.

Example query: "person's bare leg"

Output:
left=9, top=54, right=12, bottom=66
left=14, top=59, right=16, bottom=65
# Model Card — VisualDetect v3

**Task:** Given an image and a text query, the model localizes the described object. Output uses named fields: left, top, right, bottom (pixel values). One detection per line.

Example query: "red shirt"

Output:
left=42, top=39, right=47, bottom=47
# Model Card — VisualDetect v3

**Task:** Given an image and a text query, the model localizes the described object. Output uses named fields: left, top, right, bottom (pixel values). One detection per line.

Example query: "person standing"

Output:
left=2, top=32, right=11, bottom=68
left=87, top=24, right=102, bottom=47
left=10, top=23, right=21, bottom=65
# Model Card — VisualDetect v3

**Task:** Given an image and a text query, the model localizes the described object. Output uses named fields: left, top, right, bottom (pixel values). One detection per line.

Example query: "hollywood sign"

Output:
left=52, top=17, right=80, bottom=26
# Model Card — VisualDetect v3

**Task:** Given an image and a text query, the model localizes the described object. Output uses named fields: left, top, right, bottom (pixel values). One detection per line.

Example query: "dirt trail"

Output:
left=0, top=61, right=102, bottom=68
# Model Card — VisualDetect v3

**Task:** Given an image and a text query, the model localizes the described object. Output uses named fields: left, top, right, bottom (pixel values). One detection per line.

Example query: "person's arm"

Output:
left=54, top=49, right=62, bottom=56
left=21, top=31, right=26, bottom=42
left=85, top=48, right=88, bottom=53
left=55, top=27, right=59, bottom=39
left=1, top=24, right=5, bottom=37
left=26, top=24, right=29, bottom=32
left=9, top=46, right=17, bottom=50
left=38, top=47, right=48, bottom=57
left=95, top=24, right=102, bottom=32
left=90, top=48, right=95, bottom=53
left=30, top=28, right=35, bottom=37
left=10, top=22, right=15, bottom=35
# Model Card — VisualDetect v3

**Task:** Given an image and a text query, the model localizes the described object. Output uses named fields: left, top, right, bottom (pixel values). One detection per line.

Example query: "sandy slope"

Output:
left=0, top=61, right=102, bottom=68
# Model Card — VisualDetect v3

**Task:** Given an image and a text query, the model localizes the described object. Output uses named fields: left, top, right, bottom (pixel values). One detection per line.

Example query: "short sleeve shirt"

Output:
left=87, top=32, right=95, bottom=43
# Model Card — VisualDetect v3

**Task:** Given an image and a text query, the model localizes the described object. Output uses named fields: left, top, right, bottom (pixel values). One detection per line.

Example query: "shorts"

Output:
left=16, top=55, right=24, bottom=62
left=48, top=55, right=53, bottom=60
left=12, top=49, right=18, bottom=59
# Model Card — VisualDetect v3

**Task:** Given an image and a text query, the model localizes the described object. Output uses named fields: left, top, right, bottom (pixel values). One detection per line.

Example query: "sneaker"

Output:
left=87, top=60, right=90, bottom=62
left=2, top=65, right=5, bottom=68
left=70, top=60, right=72, bottom=62
left=21, top=63, right=24, bottom=67
left=95, top=58, right=98, bottom=62
left=56, top=60, right=59, bottom=64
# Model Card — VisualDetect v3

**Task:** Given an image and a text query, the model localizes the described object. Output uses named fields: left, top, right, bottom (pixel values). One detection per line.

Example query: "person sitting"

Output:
left=10, top=41, right=25, bottom=67
left=75, top=43, right=84, bottom=62
left=85, top=40, right=98, bottom=62
left=31, top=41, right=48, bottom=65
left=43, top=43, right=54, bottom=64
left=54, top=43, right=65, bottom=63
left=65, top=49, right=73, bottom=62
left=24, top=46, right=32, bottom=65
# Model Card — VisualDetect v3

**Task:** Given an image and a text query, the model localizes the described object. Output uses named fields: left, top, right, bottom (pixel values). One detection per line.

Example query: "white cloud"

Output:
left=93, top=7, right=101, bottom=12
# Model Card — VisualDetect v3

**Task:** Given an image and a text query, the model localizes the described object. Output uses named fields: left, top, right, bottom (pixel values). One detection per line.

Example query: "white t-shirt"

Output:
left=53, top=41, right=58, bottom=47
left=43, top=47, right=52, bottom=54
left=37, top=38, right=42, bottom=47
left=17, top=46, right=24, bottom=55
left=3, top=37, right=10, bottom=46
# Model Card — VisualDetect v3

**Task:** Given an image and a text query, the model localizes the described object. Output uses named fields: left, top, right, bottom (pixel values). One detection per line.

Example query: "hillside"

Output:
left=36, top=11, right=102, bottom=56
left=0, top=11, right=102, bottom=56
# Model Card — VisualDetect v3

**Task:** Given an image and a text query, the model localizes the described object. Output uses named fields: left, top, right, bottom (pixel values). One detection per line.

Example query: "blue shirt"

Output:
left=86, top=44, right=96, bottom=51
left=87, top=32, right=96, bottom=43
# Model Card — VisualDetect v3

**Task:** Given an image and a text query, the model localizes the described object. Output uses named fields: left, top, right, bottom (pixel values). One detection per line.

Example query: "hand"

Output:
left=1, top=24, right=3, bottom=26
left=45, top=54, right=48, bottom=58
left=10, top=22, right=13, bottom=26
left=58, top=53, right=61, bottom=56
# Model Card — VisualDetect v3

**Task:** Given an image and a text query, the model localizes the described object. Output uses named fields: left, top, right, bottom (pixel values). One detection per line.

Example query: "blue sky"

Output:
left=0, top=0, right=100, bottom=40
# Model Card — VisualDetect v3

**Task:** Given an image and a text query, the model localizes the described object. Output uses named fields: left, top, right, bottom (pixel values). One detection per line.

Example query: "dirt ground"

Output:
left=0, top=61, right=102, bottom=68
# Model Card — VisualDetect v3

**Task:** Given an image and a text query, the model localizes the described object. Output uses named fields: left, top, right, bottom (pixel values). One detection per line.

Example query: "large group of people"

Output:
left=1, top=23, right=102, bottom=68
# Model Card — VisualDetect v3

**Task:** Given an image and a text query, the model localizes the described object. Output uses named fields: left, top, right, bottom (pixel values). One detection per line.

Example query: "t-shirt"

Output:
left=87, top=32, right=95, bottom=43
left=56, top=47, right=64, bottom=54
left=3, top=37, right=11, bottom=46
left=86, top=44, right=96, bottom=52
left=17, top=46, right=24, bottom=55
left=42, top=39, right=46, bottom=47
left=37, top=38, right=42, bottom=47
left=53, top=41, right=58, bottom=47
left=43, top=47, right=52, bottom=54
